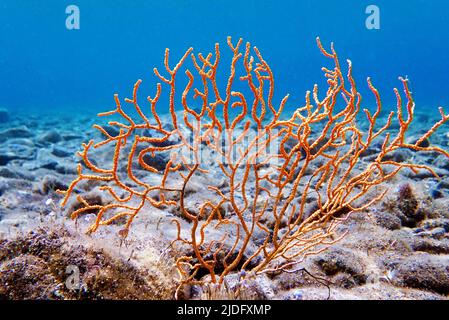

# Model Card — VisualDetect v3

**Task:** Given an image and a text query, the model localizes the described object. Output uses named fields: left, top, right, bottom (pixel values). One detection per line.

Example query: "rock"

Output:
left=282, top=137, right=300, bottom=153
left=0, top=167, right=22, bottom=179
left=430, top=188, right=444, bottom=199
left=55, top=162, right=77, bottom=175
left=33, top=149, right=60, bottom=171
left=97, top=124, right=120, bottom=138
left=396, top=184, right=424, bottom=226
left=389, top=226, right=449, bottom=254
left=407, top=136, right=430, bottom=148
left=0, top=153, right=16, bottom=166
left=0, top=255, right=59, bottom=299
left=259, top=210, right=288, bottom=230
left=0, top=228, right=176, bottom=299
left=426, top=227, right=446, bottom=239
left=6, top=138, right=35, bottom=147
left=51, top=146, right=71, bottom=158
left=412, top=218, right=449, bottom=242
left=397, top=209, right=427, bottom=228
left=314, top=246, right=367, bottom=287
left=0, top=178, right=31, bottom=197
left=404, top=168, right=449, bottom=180
left=64, top=189, right=110, bottom=217
left=436, top=180, right=449, bottom=190
left=418, top=218, right=449, bottom=232
left=38, top=175, right=68, bottom=195
left=142, top=129, right=179, bottom=148
left=389, top=254, right=449, bottom=295
left=26, top=120, right=39, bottom=129
left=0, top=165, right=33, bottom=180
left=37, top=130, right=62, bottom=144
left=40, top=161, right=59, bottom=171
left=411, top=238, right=449, bottom=254
left=433, top=155, right=449, bottom=171
left=360, top=146, right=381, bottom=158
left=0, top=126, right=33, bottom=142
left=373, top=211, right=402, bottom=230
left=381, top=149, right=412, bottom=163
left=141, top=153, right=169, bottom=171
left=62, top=133, right=83, bottom=141
left=0, top=108, right=10, bottom=123
left=0, top=143, right=35, bottom=165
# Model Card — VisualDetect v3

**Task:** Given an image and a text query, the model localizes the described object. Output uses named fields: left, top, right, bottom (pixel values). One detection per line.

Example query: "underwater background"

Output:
left=0, top=0, right=448, bottom=117
left=2, top=1, right=449, bottom=301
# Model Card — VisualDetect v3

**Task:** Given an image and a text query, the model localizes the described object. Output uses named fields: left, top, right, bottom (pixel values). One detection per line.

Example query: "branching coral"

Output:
left=59, top=37, right=449, bottom=296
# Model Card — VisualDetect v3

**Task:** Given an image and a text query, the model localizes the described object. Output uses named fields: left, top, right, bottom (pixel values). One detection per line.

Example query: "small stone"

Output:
left=40, top=160, right=59, bottom=171
left=407, top=136, right=430, bottom=148
left=429, top=227, right=446, bottom=239
left=419, top=218, right=449, bottom=231
left=0, top=153, right=15, bottom=166
left=0, top=126, right=33, bottom=142
left=142, top=129, right=179, bottom=147
left=99, top=124, right=120, bottom=137
left=430, top=188, right=444, bottom=199
left=360, top=145, right=381, bottom=158
left=0, top=167, right=20, bottom=179
left=381, top=149, right=412, bottom=163
left=141, top=153, right=169, bottom=171
left=62, top=133, right=83, bottom=141
left=55, top=162, right=77, bottom=175
left=51, top=146, right=71, bottom=158
left=37, top=130, right=62, bottom=144
left=404, top=167, right=449, bottom=180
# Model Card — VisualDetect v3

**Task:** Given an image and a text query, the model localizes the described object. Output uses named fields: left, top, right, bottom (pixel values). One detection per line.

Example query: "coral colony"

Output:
left=59, top=37, right=449, bottom=296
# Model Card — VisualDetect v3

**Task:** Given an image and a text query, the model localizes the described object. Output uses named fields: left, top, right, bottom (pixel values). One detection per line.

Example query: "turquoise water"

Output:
left=0, top=0, right=448, bottom=116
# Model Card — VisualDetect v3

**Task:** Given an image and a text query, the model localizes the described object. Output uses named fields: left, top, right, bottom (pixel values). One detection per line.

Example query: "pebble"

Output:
left=0, top=126, right=33, bottom=142
left=51, top=146, right=71, bottom=158
left=37, top=130, right=62, bottom=144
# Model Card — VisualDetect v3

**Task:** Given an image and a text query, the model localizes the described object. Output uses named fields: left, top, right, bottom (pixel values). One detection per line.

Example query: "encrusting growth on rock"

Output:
left=58, top=37, right=449, bottom=296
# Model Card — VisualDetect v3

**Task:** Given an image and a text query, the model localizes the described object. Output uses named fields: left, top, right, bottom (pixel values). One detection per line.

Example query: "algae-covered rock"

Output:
left=0, top=227, right=177, bottom=299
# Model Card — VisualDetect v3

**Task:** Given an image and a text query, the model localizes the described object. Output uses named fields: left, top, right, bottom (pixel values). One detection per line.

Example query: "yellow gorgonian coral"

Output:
left=59, top=37, right=449, bottom=296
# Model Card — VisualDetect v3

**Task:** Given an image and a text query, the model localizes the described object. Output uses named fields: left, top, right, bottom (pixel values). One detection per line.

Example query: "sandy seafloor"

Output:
left=0, top=106, right=448, bottom=300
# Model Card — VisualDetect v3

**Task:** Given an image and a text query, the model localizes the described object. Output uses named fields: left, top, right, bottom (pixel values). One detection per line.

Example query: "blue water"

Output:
left=0, top=0, right=448, bottom=118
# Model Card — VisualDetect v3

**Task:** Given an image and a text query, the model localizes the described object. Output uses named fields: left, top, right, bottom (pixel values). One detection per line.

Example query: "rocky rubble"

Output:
left=0, top=109, right=448, bottom=300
